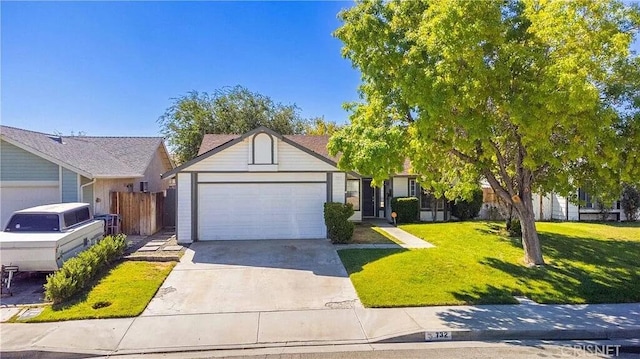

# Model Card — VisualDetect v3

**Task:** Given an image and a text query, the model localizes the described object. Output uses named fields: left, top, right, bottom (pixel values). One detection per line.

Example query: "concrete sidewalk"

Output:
left=2, top=303, right=638, bottom=356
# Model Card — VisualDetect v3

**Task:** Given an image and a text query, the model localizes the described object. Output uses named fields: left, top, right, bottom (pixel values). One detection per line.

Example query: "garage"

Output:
left=197, top=183, right=326, bottom=240
left=164, top=127, right=356, bottom=243
left=0, top=184, right=59, bottom=228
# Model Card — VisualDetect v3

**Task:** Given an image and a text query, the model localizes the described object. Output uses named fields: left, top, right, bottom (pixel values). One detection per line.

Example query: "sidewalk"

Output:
left=2, top=303, right=638, bottom=356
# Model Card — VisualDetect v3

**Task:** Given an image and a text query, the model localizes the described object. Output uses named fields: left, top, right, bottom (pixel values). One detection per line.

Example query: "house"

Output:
left=0, top=125, right=174, bottom=227
left=162, top=126, right=450, bottom=243
left=480, top=186, right=629, bottom=221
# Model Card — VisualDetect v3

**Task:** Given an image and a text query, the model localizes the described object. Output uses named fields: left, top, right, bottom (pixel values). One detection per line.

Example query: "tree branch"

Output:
left=489, top=139, right=516, bottom=195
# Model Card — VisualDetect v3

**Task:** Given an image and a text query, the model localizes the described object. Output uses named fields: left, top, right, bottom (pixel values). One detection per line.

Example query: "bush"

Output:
left=451, top=188, right=484, bottom=220
left=391, top=197, right=419, bottom=223
left=45, top=234, right=127, bottom=304
left=507, top=218, right=522, bottom=237
left=324, top=202, right=355, bottom=244
left=621, top=184, right=640, bottom=221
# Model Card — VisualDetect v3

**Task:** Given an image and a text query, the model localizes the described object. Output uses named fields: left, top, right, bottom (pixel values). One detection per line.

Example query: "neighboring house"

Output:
left=0, top=125, right=174, bottom=227
left=162, top=126, right=450, bottom=243
left=480, top=185, right=629, bottom=221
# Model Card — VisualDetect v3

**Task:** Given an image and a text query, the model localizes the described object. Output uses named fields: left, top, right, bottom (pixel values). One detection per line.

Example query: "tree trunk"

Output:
left=515, top=190, right=545, bottom=266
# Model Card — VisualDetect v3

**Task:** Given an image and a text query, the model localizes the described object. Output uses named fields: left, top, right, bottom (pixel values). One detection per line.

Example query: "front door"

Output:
left=362, top=179, right=376, bottom=217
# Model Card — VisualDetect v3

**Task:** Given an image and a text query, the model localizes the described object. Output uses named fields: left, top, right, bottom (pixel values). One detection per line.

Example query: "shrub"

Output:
left=451, top=188, right=484, bottom=220
left=324, top=202, right=355, bottom=244
left=507, top=218, right=522, bottom=237
left=45, top=234, right=127, bottom=304
left=621, top=184, right=640, bottom=221
left=391, top=197, right=419, bottom=223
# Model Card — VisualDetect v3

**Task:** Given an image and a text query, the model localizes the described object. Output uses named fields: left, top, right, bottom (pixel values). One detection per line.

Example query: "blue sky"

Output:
left=2, top=2, right=639, bottom=137
left=1, top=1, right=359, bottom=136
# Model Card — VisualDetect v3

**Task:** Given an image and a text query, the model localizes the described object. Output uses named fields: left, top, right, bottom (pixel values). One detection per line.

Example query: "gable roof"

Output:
left=198, top=133, right=338, bottom=162
left=0, top=125, right=170, bottom=179
left=164, top=126, right=410, bottom=178
left=198, top=132, right=414, bottom=175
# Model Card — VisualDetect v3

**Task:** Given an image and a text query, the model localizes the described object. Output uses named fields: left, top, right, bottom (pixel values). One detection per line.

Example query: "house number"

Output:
left=425, top=331, right=452, bottom=341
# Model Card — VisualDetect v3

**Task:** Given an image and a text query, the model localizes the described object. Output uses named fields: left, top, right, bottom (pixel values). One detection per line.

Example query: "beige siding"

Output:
left=332, top=173, right=346, bottom=203
left=277, top=141, right=337, bottom=172
left=198, top=172, right=325, bottom=183
left=177, top=173, right=192, bottom=243
left=186, top=140, right=250, bottom=172
left=392, top=177, right=409, bottom=197
left=142, top=146, right=173, bottom=192
left=93, top=178, right=136, bottom=214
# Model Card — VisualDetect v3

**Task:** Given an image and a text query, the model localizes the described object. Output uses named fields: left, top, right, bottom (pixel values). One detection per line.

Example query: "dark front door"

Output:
left=362, top=179, right=376, bottom=217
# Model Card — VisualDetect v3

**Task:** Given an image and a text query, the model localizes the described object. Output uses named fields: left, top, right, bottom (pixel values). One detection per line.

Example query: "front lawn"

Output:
left=338, top=222, right=640, bottom=307
left=348, top=222, right=398, bottom=244
left=28, top=261, right=175, bottom=322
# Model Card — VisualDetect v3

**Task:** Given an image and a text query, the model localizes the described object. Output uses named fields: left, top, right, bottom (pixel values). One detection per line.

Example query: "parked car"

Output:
left=0, top=203, right=105, bottom=273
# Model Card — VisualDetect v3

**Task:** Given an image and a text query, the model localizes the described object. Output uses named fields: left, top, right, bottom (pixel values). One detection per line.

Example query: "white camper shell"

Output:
left=0, top=203, right=105, bottom=272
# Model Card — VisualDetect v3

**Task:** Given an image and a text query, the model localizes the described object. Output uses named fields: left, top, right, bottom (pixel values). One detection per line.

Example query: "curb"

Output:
left=375, top=327, right=640, bottom=343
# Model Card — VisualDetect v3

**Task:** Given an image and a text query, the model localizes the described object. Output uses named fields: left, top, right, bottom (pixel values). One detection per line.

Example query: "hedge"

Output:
left=44, top=234, right=127, bottom=304
left=451, top=188, right=484, bottom=220
left=391, top=197, right=419, bottom=223
left=324, top=202, right=355, bottom=244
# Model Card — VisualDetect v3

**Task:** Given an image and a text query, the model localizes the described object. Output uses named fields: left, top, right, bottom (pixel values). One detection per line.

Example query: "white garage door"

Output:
left=198, top=183, right=326, bottom=240
left=0, top=185, right=60, bottom=229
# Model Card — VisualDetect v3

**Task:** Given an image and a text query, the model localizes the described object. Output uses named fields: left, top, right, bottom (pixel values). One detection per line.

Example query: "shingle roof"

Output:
left=198, top=133, right=412, bottom=175
left=0, top=125, right=165, bottom=178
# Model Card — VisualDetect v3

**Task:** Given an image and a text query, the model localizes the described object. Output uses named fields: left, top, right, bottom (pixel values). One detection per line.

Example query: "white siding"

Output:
left=332, top=173, right=346, bottom=203
left=392, top=177, right=409, bottom=197
left=567, top=201, right=579, bottom=221
left=420, top=211, right=446, bottom=222
left=349, top=211, right=362, bottom=222
left=198, top=172, right=325, bottom=183
left=186, top=140, right=250, bottom=172
left=278, top=141, right=337, bottom=172
left=177, top=173, right=192, bottom=243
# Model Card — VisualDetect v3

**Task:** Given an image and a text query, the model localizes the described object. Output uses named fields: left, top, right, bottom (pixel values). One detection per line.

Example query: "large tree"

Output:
left=328, top=0, right=640, bottom=265
left=158, top=86, right=308, bottom=163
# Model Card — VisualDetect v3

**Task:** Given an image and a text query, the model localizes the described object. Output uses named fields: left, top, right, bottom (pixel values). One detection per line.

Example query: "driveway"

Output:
left=142, top=240, right=361, bottom=316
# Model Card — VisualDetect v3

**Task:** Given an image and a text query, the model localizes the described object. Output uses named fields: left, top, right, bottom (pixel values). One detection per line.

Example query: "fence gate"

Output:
left=163, top=188, right=176, bottom=228
left=110, top=192, right=165, bottom=235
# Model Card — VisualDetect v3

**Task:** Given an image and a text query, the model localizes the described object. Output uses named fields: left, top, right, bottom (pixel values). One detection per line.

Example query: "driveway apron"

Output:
left=142, top=239, right=361, bottom=315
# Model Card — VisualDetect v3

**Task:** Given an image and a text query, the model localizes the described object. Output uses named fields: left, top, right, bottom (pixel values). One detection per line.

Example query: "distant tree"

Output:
left=158, top=86, right=308, bottom=164
left=329, top=0, right=640, bottom=266
left=621, top=184, right=640, bottom=221
left=305, top=117, right=342, bottom=135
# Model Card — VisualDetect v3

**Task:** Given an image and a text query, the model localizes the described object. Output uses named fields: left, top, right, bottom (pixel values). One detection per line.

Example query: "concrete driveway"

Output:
left=142, top=239, right=361, bottom=316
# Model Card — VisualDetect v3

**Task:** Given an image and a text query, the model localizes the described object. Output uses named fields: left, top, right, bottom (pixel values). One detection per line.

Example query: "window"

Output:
left=253, top=132, right=274, bottom=164
left=140, top=181, right=149, bottom=193
left=5, top=214, right=60, bottom=232
left=578, top=189, right=594, bottom=209
left=420, top=187, right=432, bottom=210
left=64, top=207, right=91, bottom=228
left=346, top=179, right=360, bottom=211
left=408, top=179, right=417, bottom=197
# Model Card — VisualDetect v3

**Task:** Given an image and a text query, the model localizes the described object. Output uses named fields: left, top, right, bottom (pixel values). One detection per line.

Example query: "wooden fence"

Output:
left=110, top=192, right=164, bottom=235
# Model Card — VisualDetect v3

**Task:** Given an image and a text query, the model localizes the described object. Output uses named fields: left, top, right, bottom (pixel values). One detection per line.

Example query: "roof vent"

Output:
left=48, top=135, right=65, bottom=144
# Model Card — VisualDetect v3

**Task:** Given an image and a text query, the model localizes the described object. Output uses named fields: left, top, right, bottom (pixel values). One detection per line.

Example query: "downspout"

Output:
left=80, top=179, right=96, bottom=204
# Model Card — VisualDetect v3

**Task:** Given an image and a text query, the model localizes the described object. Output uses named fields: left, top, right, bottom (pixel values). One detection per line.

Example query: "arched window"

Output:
left=252, top=132, right=274, bottom=164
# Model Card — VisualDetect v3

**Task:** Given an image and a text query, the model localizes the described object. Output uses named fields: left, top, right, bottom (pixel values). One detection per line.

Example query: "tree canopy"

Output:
left=158, top=86, right=308, bottom=163
left=305, top=117, right=342, bottom=135
left=329, top=0, right=640, bottom=265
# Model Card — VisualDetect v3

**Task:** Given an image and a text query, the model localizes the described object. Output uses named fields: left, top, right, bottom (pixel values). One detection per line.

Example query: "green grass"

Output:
left=28, top=261, right=175, bottom=322
left=338, top=221, right=640, bottom=307
left=348, top=222, right=398, bottom=244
